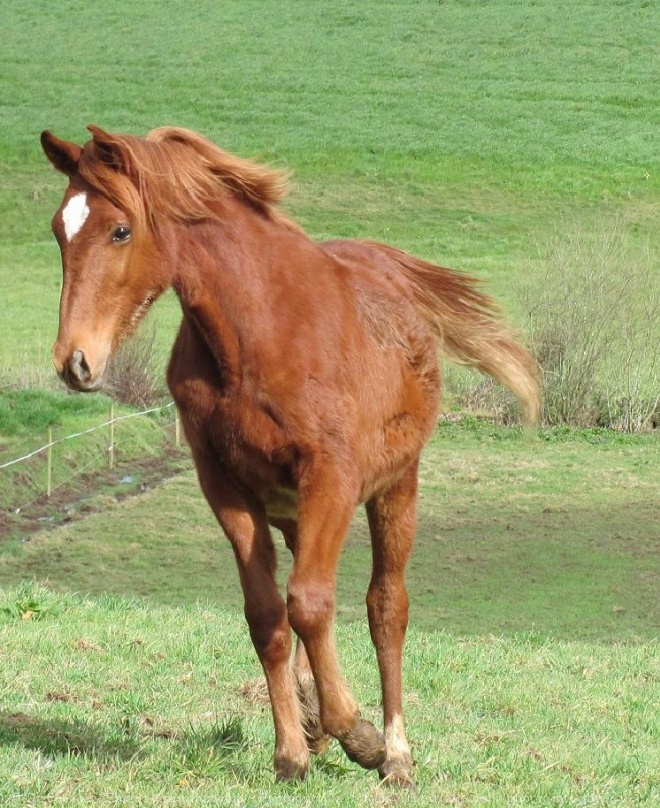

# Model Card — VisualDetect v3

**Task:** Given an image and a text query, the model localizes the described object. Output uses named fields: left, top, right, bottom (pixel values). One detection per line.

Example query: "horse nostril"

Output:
left=69, top=349, right=91, bottom=383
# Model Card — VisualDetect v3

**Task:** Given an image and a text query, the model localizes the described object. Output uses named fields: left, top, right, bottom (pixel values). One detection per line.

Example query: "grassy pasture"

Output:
left=2, top=422, right=658, bottom=643
left=0, top=585, right=658, bottom=807
left=1, top=3, right=659, bottom=803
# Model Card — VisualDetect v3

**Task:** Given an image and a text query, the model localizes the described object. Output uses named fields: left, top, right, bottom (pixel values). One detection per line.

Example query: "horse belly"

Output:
left=262, top=486, right=300, bottom=521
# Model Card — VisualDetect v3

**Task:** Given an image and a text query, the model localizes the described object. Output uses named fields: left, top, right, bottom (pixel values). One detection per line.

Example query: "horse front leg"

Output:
left=191, top=452, right=309, bottom=781
left=365, top=459, right=419, bottom=786
left=286, top=463, right=386, bottom=771
left=274, top=521, right=331, bottom=756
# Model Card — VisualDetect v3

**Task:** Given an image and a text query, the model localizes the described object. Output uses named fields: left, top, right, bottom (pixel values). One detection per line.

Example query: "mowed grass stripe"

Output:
left=2, top=1, right=659, bottom=379
left=3, top=424, right=657, bottom=641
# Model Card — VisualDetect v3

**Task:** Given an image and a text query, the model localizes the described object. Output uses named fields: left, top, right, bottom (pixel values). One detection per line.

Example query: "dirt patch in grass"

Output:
left=0, top=447, right=191, bottom=544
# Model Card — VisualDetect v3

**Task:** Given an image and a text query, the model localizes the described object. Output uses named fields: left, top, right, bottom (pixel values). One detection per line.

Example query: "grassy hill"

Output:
left=2, top=0, right=659, bottom=378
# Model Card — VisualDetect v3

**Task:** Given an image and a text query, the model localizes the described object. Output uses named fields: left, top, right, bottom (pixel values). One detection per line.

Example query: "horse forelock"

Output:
left=75, top=127, right=292, bottom=231
left=77, top=138, right=148, bottom=228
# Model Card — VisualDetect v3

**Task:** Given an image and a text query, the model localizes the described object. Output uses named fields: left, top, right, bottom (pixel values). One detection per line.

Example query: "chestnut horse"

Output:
left=41, top=126, right=539, bottom=785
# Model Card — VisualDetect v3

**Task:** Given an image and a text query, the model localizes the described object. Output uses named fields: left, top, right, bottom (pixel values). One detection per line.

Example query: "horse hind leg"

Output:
left=365, top=459, right=419, bottom=786
left=293, top=639, right=331, bottom=754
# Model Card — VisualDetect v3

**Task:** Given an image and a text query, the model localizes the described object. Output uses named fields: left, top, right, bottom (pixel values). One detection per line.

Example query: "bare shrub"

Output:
left=105, top=322, right=167, bottom=408
left=444, top=217, right=659, bottom=432
left=602, top=246, right=660, bottom=431
left=443, top=367, right=522, bottom=424
left=519, top=218, right=660, bottom=431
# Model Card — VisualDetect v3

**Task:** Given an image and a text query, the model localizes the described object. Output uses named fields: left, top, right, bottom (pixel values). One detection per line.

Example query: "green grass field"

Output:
left=1, top=586, right=658, bottom=807
left=2, top=0, right=659, bottom=375
left=2, top=422, right=658, bottom=643
left=1, top=1, right=659, bottom=804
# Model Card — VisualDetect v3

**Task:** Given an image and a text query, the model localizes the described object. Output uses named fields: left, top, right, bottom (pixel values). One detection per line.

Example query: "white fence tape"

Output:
left=0, top=401, right=175, bottom=471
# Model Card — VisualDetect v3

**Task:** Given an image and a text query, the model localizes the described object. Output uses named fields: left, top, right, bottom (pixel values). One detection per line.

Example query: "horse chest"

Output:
left=209, top=410, right=301, bottom=521
left=175, top=378, right=300, bottom=517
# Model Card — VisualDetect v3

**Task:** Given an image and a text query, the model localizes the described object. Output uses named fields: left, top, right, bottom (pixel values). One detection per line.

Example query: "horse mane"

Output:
left=76, top=126, right=294, bottom=230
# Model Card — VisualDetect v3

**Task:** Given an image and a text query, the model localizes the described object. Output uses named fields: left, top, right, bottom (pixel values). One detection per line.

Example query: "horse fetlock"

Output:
left=305, top=727, right=331, bottom=756
left=337, top=716, right=387, bottom=770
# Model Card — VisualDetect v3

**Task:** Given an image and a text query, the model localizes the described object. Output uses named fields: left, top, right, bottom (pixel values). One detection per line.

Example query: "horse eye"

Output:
left=112, top=225, right=132, bottom=243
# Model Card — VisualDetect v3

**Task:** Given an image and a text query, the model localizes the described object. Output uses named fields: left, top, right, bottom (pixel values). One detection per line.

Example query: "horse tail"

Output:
left=367, top=242, right=541, bottom=426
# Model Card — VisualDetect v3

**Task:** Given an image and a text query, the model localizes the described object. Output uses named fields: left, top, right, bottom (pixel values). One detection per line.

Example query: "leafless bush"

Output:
left=105, top=322, right=167, bottom=408
left=519, top=218, right=660, bottom=431
left=603, top=255, right=660, bottom=431
left=445, top=217, right=659, bottom=432
left=443, top=367, right=522, bottom=424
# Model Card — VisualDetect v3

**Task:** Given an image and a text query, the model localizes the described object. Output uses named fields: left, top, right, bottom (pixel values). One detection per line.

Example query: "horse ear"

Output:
left=41, top=131, right=82, bottom=177
left=87, top=124, right=132, bottom=174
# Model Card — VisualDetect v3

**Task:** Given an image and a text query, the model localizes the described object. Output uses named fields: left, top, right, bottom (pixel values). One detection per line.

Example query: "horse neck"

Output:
left=170, top=200, right=300, bottom=382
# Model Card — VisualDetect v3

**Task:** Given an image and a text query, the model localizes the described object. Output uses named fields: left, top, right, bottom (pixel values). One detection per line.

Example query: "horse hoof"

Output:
left=379, top=756, right=415, bottom=788
left=274, top=753, right=309, bottom=782
left=337, top=716, right=387, bottom=770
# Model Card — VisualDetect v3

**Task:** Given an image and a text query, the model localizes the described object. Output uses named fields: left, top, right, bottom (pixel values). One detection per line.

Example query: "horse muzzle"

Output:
left=56, top=348, right=105, bottom=392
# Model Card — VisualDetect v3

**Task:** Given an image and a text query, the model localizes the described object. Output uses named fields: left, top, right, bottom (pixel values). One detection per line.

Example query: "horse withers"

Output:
left=41, top=125, right=539, bottom=785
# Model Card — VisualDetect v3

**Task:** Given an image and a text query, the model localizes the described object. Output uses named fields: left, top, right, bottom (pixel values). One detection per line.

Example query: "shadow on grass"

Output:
left=0, top=710, right=141, bottom=761
left=2, top=492, right=658, bottom=642
left=0, top=709, right=267, bottom=783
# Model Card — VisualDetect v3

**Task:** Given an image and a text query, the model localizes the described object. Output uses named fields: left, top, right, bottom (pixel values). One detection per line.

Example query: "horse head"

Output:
left=41, top=126, right=164, bottom=392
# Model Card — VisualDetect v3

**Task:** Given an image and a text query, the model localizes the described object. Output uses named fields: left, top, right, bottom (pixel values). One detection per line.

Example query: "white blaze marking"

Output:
left=62, top=193, right=90, bottom=242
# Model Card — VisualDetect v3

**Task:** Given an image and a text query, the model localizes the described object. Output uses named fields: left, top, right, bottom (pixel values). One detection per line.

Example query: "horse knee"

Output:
left=246, top=601, right=292, bottom=666
left=287, top=579, right=334, bottom=639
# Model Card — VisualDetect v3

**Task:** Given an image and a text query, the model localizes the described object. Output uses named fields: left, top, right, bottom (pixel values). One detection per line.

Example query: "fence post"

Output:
left=109, top=405, right=115, bottom=470
left=46, top=427, right=53, bottom=498
left=2, top=401, right=177, bottom=510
